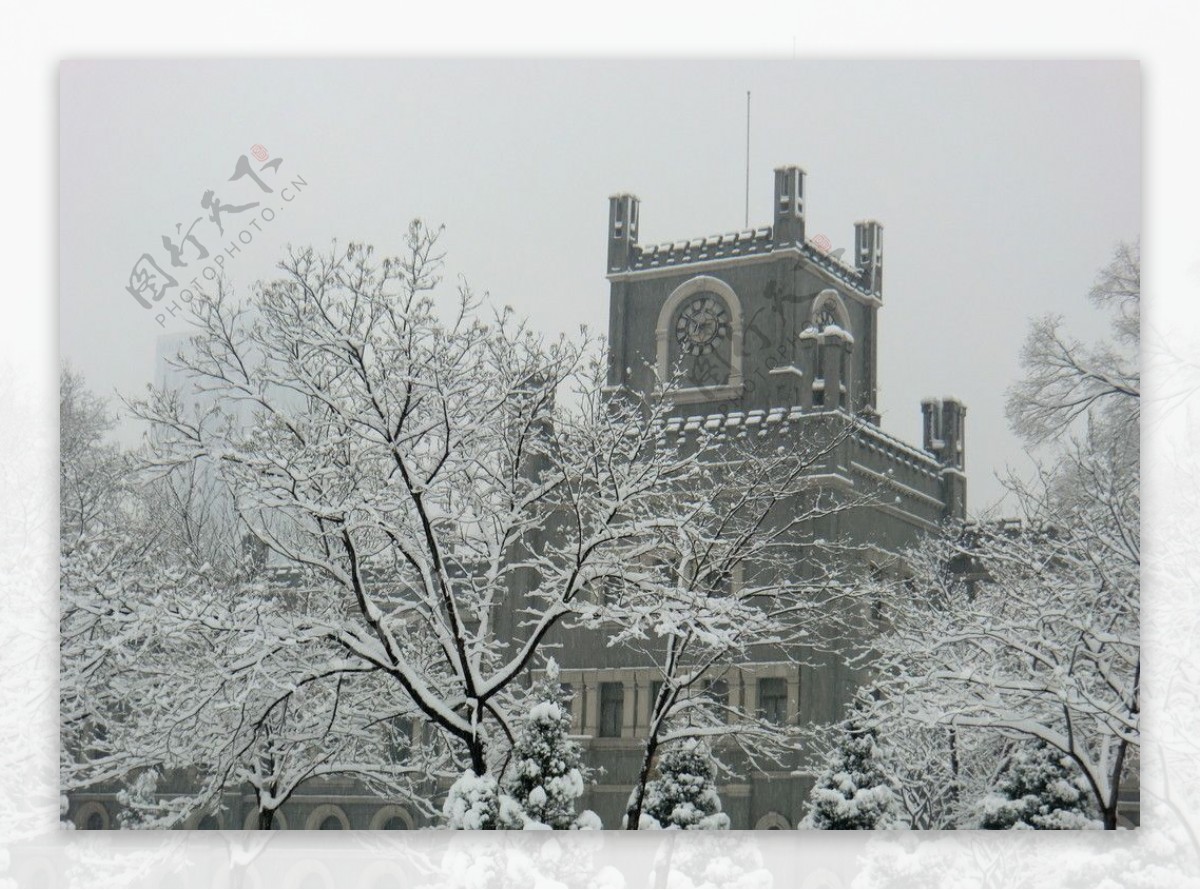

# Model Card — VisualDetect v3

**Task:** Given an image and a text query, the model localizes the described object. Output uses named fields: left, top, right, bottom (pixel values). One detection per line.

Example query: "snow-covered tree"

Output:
left=59, top=365, right=127, bottom=552
left=129, top=225, right=664, bottom=779
left=60, top=366, right=163, bottom=794
left=210, top=663, right=441, bottom=831
left=1006, top=239, right=1139, bottom=444
left=867, top=241, right=1140, bottom=830
left=640, top=739, right=729, bottom=830
left=980, top=741, right=1101, bottom=830
left=61, top=368, right=441, bottom=829
left=870, top=513, right=1137, bottom=829
left=594, top=411, right=871, bottom=830
left=801, top=717, right=907, bottom=830
left=851, top=690, right=1005, bottom=829
left=443, top=767, right=558, bottom=831
left=66, top=548, right=441, bottom=829
left=128, top=221, right=856, bottom=797
left=504, top=658, right=591, bottom=829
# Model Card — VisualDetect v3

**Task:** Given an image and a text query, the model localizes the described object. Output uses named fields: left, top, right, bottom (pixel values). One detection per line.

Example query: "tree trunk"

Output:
left=257, top=808, right=275, bottom=831
left=1105, top=712, right=1133, bottom=830
left=467, top=735, right=488, bottom=778
left=947, top=727, right=960, bottom=812
left=625, top=737, right=659, bottom=830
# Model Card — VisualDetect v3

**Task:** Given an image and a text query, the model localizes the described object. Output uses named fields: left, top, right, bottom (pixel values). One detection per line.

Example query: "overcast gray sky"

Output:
left=59, top=59, right=1140, bottom=512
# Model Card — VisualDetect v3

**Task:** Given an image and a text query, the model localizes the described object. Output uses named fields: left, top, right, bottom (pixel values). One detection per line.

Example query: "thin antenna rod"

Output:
left=744, top=91, right=751, bottom=228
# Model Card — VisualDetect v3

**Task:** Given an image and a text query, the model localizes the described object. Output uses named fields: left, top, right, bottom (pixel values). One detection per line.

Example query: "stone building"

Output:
left=549, top=166, right=968, bottom=829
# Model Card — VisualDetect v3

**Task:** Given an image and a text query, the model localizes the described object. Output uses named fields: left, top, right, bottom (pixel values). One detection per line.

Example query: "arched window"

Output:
left=755, top=811, right=792, bottom=830
left=74, top=801, right=110, bottom=831
left=808, top=289, right=851, bottom=333
left=369, top=805, right=416, bottom=830
left=656, top=276, right=745, bottom=403
left=306, top=804, right=350, bottom=830
left=242, top=808, right=290, bottom=830
left=801, top=289, right=854, bottom=410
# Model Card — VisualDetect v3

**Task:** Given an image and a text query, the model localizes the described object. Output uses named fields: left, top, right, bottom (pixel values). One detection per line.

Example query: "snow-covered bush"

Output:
left=444, top=771, right=543, bottom=830
left=445, top=763, right=593, bottom=831
left=641, top=739, right=729, bottom=830
left=801, top=722, right=907, bottom=830
left=570, top=809, right=603, bottom=830
left=979, top=742, right=1101, bottom=829
left=444, top=771, right=502, bottom=830
left=505, top=659, right=590, bottom=829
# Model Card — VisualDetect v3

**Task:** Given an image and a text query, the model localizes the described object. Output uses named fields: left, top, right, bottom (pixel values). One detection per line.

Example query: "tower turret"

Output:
left=854, top=220, right=883, bottom=295
left=773, top=166, right=806, bottom=244
left=608, top=194, right=640, bottom=273
left=922, top=397, right=968, bottom=519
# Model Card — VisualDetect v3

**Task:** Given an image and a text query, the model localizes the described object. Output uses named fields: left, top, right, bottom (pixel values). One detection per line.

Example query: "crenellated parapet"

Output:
left=607, top=167, right=883, bottom=299
left=655, top=400, right=967, bottom=527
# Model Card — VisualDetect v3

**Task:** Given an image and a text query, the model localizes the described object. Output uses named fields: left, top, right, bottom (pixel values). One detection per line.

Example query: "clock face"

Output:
left=675, top=294, right=730, bottom=356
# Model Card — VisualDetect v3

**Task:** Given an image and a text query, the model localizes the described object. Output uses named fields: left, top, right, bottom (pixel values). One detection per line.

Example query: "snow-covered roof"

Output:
left=657, top=405, right=945, bottom=481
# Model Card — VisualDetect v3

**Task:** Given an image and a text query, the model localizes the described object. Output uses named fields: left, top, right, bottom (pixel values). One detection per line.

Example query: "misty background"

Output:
left=58, top=59, right=1140, bottom=513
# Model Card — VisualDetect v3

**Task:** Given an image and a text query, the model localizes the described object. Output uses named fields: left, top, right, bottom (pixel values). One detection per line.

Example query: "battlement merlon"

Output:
left=606, top=168, right=883, bottom=300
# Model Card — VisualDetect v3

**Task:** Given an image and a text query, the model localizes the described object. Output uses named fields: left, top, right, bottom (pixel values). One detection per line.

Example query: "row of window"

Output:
left=74, top=798, right=797, bottom=831
left=593, top=675, right=790, bottom=738
left=72, top=801, right=415, bottom=830
left=588, top=560, right=736, bottom=607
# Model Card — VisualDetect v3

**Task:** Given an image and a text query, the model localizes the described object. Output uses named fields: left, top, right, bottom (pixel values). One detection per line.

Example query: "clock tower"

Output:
left=606, top=166, right=884, bottom=424
left=547, top=165, right=972, bottom=828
